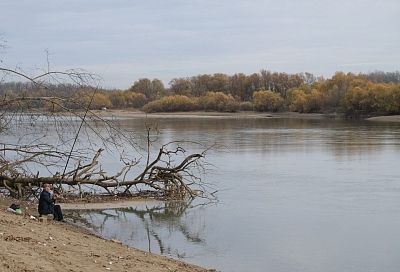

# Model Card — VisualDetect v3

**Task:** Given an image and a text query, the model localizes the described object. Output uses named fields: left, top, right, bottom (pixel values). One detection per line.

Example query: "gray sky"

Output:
left=1, top=0, right=399, bottom=88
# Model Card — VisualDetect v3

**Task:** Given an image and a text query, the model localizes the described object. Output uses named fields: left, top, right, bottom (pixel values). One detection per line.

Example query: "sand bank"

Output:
left=365, top=115, right=400, bottom=123
left=92, top=109, right=330, bottom=120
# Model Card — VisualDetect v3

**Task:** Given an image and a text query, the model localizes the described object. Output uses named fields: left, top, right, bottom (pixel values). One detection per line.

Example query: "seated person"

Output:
left=38, top=184, right=63, bottom=221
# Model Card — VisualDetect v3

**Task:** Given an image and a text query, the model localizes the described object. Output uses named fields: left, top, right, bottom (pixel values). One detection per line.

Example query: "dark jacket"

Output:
left=38, top=191, right=54, bottom=215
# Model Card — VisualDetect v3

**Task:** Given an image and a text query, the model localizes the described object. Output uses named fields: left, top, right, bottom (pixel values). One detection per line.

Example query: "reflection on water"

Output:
left=68, top=200, right=209, bottom=259
left=118, top=117, right=400, bottom=157
left=68, top=117, right=400, bottom=272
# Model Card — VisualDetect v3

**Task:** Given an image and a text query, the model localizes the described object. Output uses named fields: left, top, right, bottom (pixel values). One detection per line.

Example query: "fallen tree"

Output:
left=0, top=143, right=208, bottom=199
left=0, top=57, right=213, bottom=200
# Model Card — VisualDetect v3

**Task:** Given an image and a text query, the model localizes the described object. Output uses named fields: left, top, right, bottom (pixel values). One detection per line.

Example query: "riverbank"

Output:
left=91, top=109, right=335, bottom=120
left=365, top=115, right=400, bottom=122
left=93, top=109, right=400, bottom=123
left=0, top=197, right=211, bottom=272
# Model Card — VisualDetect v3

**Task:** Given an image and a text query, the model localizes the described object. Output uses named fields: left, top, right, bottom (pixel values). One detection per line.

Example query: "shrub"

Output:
left=74, top=91, right=112, bottom=110
left=288, top=89, right=325, bottom=113
left=288, top=89, right=307, bottom=112
left=252, top=90, right=284, bottom=112
left=109, top=91, right=125, bottom=108
left=109, top=91, right=147, bottom=108
left=344, top=83, right=394, bottom=113
left=305, top=89, right=325, bottom=112
left=124, top=92, right=147, bottom=108
left=142, top=95, right=197, bottom=112
left=238, top=101, right=253, bottom=111
left=197, top=92, right=238, bottom=112
left=385, top=86, right=400, bottom=113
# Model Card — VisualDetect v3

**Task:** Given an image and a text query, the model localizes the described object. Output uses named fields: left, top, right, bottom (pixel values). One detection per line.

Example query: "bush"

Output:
left=197, top=92, right=238, bottom=112
left=288, top=89, right=307, bottom=112
left=252, top=90, right=284, bottom=112
left=142, top=95, right=197, bottom=112
left=124, top=92, right=147, bottom=108
left=288, top=89, right=325, bottom=113
left=74, top=91, right=112, bottom=110
left=385, top=86, right=400, bottom=113
left=238, top=101, right=253, bottom=111
left=305, top=89, right=325, bottom=112
left=344, top=83, right=395, bottom=113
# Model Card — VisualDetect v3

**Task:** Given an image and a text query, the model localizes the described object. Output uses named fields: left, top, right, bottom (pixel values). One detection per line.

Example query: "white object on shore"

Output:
left=6, top=207, right=16, bottom=213
left=30, top=215, right=37, bottom=220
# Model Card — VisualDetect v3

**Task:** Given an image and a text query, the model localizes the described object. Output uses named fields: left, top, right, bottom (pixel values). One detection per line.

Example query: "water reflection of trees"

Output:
left=120, top=117, right=400, bottom=156
left=67, top=200, right=206, bottom=259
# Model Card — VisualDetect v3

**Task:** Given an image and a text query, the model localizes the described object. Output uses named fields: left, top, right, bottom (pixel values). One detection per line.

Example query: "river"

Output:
left=67, top=116, right=400, bottom=272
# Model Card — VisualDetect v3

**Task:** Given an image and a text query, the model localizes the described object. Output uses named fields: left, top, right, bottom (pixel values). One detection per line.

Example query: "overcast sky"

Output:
left=0, top=0, right=399, bottom=88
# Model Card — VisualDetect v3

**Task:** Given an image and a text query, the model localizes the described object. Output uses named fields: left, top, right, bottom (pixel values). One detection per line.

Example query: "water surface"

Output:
left=69, top=117, right=400, bottom=272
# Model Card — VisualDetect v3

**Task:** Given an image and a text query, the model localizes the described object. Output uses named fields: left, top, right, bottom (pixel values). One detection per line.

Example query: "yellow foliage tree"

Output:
left=288, top=89, right=308, bottom=112
left=288, top=89, right=325, bottom=113
left=74, top=91, right=112, bottom=110
left=197, top=92, right=238, bottom=112
left=385, top=86, right=400, bottom=113
left=123, top=92, right=147, bottom=108
left=252, top=90, right=284, bottom=112
left=345, top=83, right=394, bottom=113
left=142, top=95, right=197, bottom=112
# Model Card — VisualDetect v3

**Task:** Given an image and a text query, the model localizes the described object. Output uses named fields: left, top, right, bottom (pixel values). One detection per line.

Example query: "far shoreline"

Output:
left=365, top=115, right=400, bottom=123
left=92, top=109, right=400, bottom=123
left=16, top=109, right=400, bottom=122
left=91, top=109, right=340, bottom=120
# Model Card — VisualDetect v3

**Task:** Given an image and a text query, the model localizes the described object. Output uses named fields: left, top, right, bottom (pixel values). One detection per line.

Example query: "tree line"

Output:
left=1, top=70, right=399, bottom=116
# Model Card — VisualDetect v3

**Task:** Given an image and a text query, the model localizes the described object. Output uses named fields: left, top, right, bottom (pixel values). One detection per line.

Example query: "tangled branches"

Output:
left=0, top=143, right=208, bottom=200
left=0, top=61, right=214, bottom=200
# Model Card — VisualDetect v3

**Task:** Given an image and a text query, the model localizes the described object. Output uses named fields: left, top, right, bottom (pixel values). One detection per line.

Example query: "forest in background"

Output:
left=1, top=70, right=399, bottom=116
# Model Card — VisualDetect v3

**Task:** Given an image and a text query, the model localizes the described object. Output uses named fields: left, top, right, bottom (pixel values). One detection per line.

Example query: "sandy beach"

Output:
left=91, top=109, right=332, bottom=120
left=93, top=109, right=400, bottom=123
left=365, top=115, right=400, bottom=122
left=0, top=197, right=212, bottom=272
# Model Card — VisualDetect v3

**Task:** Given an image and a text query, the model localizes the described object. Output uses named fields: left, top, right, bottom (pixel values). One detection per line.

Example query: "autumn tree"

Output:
left=288, top=89, right=308, bottom=112
left=364, top=71, right=400, bottom=84
left=142, top=95, right=197, bottom=112
left=228, top=73, right=249, bottom=101
left=129, top=78, right=165, bottom=100
left=385, top=86, right=400, bottom=113
left=109, top=91, right=147, bottom=108
left=197, top=92, right=238, bottom=112
left=169, top=78, right=193, bottom=96
left=252, top=90, right=284, bottom=112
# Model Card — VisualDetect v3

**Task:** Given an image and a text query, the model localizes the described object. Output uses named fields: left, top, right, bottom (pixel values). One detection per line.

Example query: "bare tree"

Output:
left=0, top=48, right=213, bottom=200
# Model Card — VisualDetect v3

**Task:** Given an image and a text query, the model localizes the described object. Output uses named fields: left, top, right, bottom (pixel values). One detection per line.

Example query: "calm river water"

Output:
left=69, top=116, right=400, bottom=272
